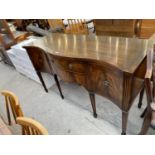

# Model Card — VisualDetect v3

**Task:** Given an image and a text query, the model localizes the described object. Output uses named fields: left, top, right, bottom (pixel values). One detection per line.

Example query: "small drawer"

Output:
left=66, top=62, right=88, bottom=73
left=51, top=57, right=88, bottom=74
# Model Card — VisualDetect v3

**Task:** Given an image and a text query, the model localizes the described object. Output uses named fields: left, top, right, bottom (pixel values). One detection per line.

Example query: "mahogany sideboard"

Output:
left=25, top=33, right=155, bottom=134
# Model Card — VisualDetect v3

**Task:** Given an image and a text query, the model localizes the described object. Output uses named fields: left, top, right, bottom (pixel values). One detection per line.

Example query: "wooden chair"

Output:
left=65, top=19, right=89, bottom=34
left=138, top=45, right=155, bottom=117
left=1, top=90, right=24, bottom=125
left=16, top=117, right=48, bottom=135
left=47, top=19, right=65, bottom=32
left=139, top=48, right=155, bottom=134
left=23, top=46, right=64, bottom=99
left=0, top=19, right=16, bottom=49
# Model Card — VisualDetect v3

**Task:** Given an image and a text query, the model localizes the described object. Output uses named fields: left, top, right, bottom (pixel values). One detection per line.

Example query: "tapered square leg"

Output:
left=121, top=111, right=128, bottom=135
left=54, top=74, right=64, bottom=99
left=89, top=92, right=97, bottom=118
left=37, top=71, right=48, bottom=93
left=140, top=107, right=147, bottom=118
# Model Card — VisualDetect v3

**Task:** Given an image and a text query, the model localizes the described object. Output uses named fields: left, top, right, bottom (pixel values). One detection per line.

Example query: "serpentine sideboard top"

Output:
left=26, top=33, right=155, bottom=73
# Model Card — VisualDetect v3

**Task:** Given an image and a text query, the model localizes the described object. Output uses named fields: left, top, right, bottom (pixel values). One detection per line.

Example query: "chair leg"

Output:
left=138, top=87, right=145, bottom=108
left=54, top=74, right=64, bottom=99
left=5, top=97, right=11, bottom=125
left=139, top=107, right=152, bottom=135
left=89, top=92, right=97, bottom=118
left=37, top=71, right=48, bottom=93
left=9, top=98, right=17, bottom=124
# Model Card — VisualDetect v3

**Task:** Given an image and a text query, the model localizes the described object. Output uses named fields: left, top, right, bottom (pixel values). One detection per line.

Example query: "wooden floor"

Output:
left=0, top=116, right=12, bottom=135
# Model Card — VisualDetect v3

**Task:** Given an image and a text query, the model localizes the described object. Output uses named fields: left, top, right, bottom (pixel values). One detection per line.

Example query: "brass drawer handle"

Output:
left=103, top=80, right=110, bottom=87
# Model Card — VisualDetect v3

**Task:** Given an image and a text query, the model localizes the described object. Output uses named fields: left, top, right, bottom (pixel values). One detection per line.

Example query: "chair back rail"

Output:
left=139, top=47, right=155, bottom=134
left=145, top=49, right=154, bottom=103
left=47, top=19, right=65, bottom=30
left=66, top=19, right=89, bottom=34
left=16, top=117, right=48, bottom=135
left=1, top=90, right=24, bottom=125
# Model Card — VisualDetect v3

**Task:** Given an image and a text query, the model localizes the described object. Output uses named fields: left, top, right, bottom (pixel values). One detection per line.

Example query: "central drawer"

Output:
left=51, top=57, right=88, bottom=74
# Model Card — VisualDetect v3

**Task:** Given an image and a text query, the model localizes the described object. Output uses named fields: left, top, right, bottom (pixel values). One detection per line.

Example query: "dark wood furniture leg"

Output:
left=140, top=107, right=147, bottom=118
left=121, top=73, right=133, bottom=135
left=37, top=71, right=48, bottom=93
left=54, top=74, right=64, bottom=99
left=139, top=107, right=152, bottom=134
left=121, top=111, right=129, bottom=135
left=89, top=92, right=97, bottom=118
left=138, top=87, right=145, bottom=108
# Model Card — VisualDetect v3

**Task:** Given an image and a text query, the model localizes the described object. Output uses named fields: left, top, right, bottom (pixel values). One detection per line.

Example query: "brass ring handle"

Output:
left=103, top=80, right=110, bottom=87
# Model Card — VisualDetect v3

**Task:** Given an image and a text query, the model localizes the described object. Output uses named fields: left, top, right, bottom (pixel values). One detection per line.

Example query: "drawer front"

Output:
left=48, top=55, right=88, bottom=86
left=50, top=56, right=88, bottom=74
left=56, top=69, right=87, bottom=86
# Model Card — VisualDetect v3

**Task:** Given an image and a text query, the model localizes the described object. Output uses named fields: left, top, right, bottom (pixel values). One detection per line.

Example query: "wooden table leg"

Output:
left=54, top=74, right=64, bottom=99
left=37, top=71, right=48, bottom=93
left=140, top=107, right=147, bottom=118
left=122, top=73, right=133, bottom=135
left=121, top=111, right=129, bottom=135
left=89, top=92, right=97, bottom=118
